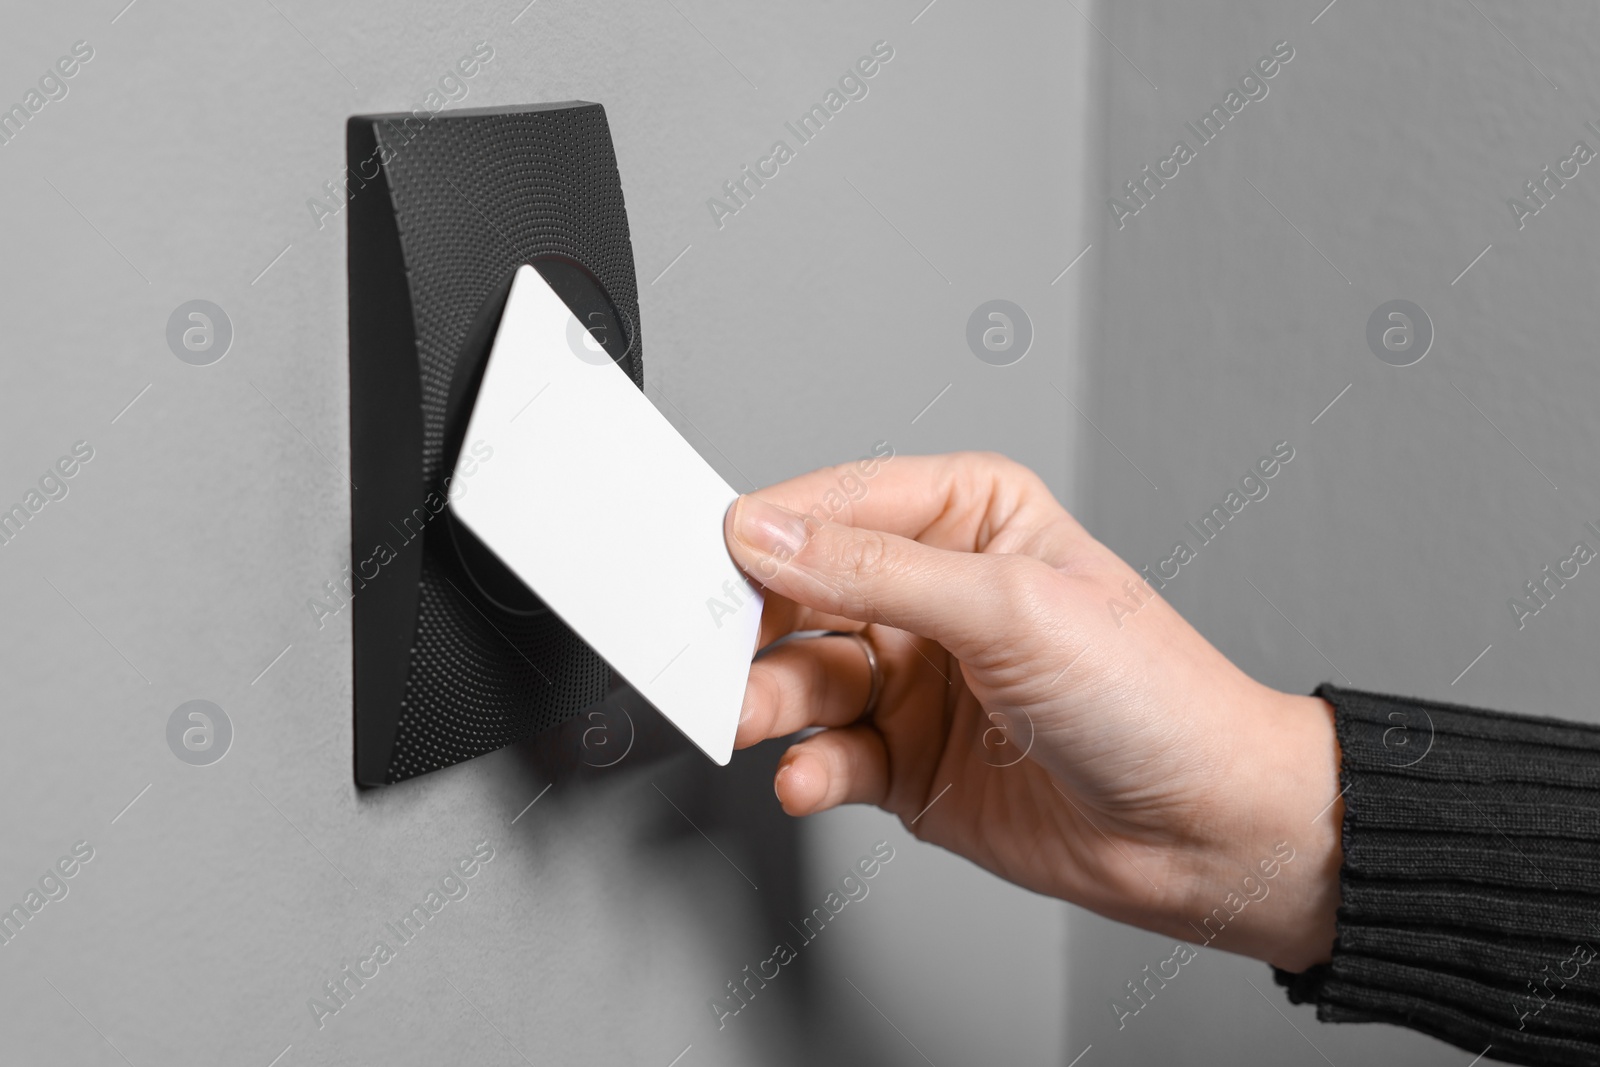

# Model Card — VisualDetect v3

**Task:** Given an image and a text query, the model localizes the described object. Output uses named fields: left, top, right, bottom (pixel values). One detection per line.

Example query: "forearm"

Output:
left=1274, top=685, right=1600, bottom=1065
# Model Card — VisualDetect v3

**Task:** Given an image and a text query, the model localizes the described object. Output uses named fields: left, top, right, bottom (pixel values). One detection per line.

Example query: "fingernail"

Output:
left=733, top=496, right=808, bottom=557
left=774, top=762, right=791, bottom=801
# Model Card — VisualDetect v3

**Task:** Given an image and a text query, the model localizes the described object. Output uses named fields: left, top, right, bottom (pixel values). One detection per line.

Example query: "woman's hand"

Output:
left=723, top=451, right=1342, bottom=972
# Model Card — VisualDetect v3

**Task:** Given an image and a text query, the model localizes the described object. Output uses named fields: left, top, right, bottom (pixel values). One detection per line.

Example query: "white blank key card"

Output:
left=451, top=264, right=762, bottom=765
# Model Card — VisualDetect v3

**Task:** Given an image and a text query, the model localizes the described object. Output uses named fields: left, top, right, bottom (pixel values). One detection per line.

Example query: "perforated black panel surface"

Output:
left=349, top=102, right=639, bottom=784
left=385, top=554, right=611, bottom=783
left=382, top=106, right=644, bottom=481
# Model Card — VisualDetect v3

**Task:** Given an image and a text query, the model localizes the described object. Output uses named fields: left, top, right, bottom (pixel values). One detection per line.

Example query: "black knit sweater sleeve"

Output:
left=1274, top=684, right=1600, bottom=1065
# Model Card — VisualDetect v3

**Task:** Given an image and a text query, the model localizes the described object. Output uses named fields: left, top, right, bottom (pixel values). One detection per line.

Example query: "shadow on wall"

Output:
left=518, top=691, right=830, bottom=1055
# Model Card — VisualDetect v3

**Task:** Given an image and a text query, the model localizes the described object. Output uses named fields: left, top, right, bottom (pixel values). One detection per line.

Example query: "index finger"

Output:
left=750, top=450, right=1089, bottom=560
left=750, top=586, right=862, bottom=649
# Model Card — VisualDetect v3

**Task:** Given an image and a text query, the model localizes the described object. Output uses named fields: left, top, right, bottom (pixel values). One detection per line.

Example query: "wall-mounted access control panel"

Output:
left=347, top=102, right=642, bottom=786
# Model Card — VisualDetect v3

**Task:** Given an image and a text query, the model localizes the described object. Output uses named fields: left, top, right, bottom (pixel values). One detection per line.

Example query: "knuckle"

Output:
left=989, top=553, right=1051, bottom=618
left=969, top=450, right=1047, bottom=495
left=800, top=645, right=834, bottom=705
left=825, top=729, right=885, bottom=808
left=751, top=660, right=785, bottom=710
left=966, top=449, right=1014, bottom=469
left=952, top=451, right=1053, bottom=512
left=832, top=528, right=895, bottom=586
left=956, top=449, right=1023, bottom=480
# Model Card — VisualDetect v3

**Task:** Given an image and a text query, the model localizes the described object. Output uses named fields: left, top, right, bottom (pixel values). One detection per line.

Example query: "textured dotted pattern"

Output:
left=385, top=554, right=610, bottom=782
left=370, top=105, right=641, bottom=783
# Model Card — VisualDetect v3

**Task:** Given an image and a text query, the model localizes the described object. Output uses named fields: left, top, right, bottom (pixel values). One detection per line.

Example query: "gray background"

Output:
left=1071, top=2, right=1600, bottom=1065
left=0, top=1, right=1079, bottom=1065
left=0, top=0, right=1592, bottom=1064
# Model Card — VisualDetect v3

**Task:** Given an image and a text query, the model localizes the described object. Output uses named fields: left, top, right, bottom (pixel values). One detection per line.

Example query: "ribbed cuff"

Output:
left=1273, top=684, right=1600, bottom=1066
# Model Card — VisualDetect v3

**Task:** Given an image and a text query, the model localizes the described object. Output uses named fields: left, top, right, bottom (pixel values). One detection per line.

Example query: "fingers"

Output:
left=774, top=724, right=890, bottom=815
left=751, top=451, right=1083, bottom=554
left=748, top=589, right=863, bottom=651
left=727, top=495, right=1048, bottom=657
left=737, top=633, right=875, bottom=748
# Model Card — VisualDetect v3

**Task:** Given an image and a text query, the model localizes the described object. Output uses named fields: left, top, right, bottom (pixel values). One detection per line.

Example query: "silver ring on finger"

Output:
left=822, top=630, right=882, bottom=719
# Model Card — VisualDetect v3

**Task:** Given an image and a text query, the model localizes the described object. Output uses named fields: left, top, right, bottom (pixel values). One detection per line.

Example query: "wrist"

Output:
left=1258, top=692, right=1343, bottom=971
left=1178, top=689, right=1343, bottom=971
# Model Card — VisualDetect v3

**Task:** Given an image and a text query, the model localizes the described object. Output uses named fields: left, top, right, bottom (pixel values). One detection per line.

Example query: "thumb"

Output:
left=725, top=494, right=1037, bottom=656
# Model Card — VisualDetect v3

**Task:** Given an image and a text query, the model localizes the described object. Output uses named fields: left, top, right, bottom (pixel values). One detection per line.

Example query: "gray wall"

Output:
left=1072, top=1, right=1600, bottom=1063
left=11, top=0, right=1577, bottom=1063
left=0, top=2, right=1084, bottom=1065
